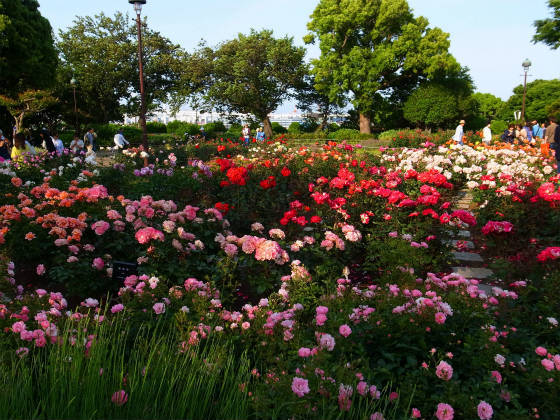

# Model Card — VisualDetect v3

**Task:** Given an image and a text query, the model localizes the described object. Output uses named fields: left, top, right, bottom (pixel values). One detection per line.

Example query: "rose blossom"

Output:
left=111, top=390, right=128, bottom=406
left=339, top=324, right=352, bottom=337
left=435, top=403, right=454, bottom=420
left=477, top=401, right=493, bottom=419
left=435, top=361, right=453, bottom=381
left=291, top=377, right=310, bottom=397
left=153, top=302, right=165, bottom=315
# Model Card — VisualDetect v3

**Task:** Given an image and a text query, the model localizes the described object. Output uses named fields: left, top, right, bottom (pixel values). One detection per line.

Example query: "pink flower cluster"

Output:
left=481, top=220, right=513, bottom=235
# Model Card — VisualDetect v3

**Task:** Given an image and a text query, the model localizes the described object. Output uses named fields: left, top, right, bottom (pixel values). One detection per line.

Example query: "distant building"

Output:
left=124, top=109, right=347, bottom=128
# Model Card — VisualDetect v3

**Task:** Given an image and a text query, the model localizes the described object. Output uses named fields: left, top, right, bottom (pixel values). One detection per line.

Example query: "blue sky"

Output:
left=40, top=0, right=559, bottom=110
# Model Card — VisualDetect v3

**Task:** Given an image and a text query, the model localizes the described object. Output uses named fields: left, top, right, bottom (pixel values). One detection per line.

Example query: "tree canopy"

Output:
left=305, top=0, right=459, bottom=133
left=184, top=30, right=307, bottom=138
left=57, top=12, right=185, bottom=124
left=471, top=93, right=506, bottom=122
left=501, top=79, right=560, bottom=122
left=534, top=0, right=560, bottom=49
left=403, top=84, right=458, bottom=129
left=0, top=0, right=58, bottom=95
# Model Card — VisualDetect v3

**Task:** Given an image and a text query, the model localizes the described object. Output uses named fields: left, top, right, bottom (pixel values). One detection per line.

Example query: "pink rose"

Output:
left=111, top=304, right=124, bottom=313
left=541, top=358, right=554, bottom=371
left=535, top=346, right=548, bottom=356
left=298, top=347, right=311, bottom=358
left=36, top=264, right=45, bottom=275
left=339, top=324, right=352, bottom=337
left=92, top=257, right=104, bottom=270
left=435, top=403, right=454, bottom=420
left=435, top=361, right=453, bottom=381
left=477, top=401, right=493, bottom=420
left=435, top=312, right=446, bottom=324
left=291, top=377, right=310, bottom=398
left=153, top=302, right=165, bottom=315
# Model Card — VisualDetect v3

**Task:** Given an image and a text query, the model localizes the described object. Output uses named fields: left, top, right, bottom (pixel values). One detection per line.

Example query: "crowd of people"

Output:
left=453, top=116, right=560, bottom=172
left=0, top=127, right=132, bottom=164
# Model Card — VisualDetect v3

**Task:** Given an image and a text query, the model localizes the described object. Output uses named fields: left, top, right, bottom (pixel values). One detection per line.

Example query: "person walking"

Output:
left=452, top=120, right=465, bottom=145
left=242, top=124, right=251, bottom=146
left=113, top=128, right=130, bottom=150
left=84, top=128, right=98, bottom=152
left=482, top=122, right=492, bottom=145
left=532, top=120, right=543, bottom=139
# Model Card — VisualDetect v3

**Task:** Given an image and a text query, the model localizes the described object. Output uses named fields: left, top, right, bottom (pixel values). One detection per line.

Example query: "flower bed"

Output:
left=0, top=141, right=558, bottom=419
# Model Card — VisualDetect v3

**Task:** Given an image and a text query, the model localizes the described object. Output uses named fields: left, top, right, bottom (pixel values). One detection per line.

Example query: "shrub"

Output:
left=146, top=121, right=167, bottom=133
left=271, top=122, right=287, bottom=134
left=330, top=128, right=371, bottom=140
left=288, top=122, right=302, bottom=134
left=167, top=121, right=200, bottom=137
left=204, top=122, right=227, bottom=139
left=490, top=119, right=508, bottom=135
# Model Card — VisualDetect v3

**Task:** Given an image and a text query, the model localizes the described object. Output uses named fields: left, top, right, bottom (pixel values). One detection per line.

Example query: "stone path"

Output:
left=449, top=189, right=495, bottom=294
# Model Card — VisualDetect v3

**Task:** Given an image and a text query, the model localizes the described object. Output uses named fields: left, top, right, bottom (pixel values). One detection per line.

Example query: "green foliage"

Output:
left=203, top=122, right=226, bottom=139
left=331, top=129, right=372, bottom=141
left=545, top=98, right=560, bottom=121
left=271, top=122, right=287, bottom=134
left=490, top=119, right=508, bottom=135
left=533, top=0, right=560, bottom=49
left=224, top=123, right=243, bottom=140
left=185, top=29, right=307, bottom=137
left=167, top=121, right=200, bottom=136
left=501, top=79, right=560, bottom=122
left=472, top=92, right=506, bottom=121
left=90, top=124, right=143, bottom=146
left=306, top=0, right=459, bottom=132
left=146, top=122, right=167, bottom=133
left=57, top=12, right=185, bottom=124
left=403, top=84, right=458, bottom=129
left=0, top=90, right=57, bottom=132
left=0, top=0, right=57, bottom=95
left=287, top=122, right=302, bottom=134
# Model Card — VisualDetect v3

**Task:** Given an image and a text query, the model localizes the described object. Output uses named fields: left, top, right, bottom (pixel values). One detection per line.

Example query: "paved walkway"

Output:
left=449, top=189, right=494, bottom=294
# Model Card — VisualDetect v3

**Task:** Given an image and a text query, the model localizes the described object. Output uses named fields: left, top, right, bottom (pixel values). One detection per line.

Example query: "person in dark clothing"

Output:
left=40, top=129, right=56, bottom=154
left=0, top=129, right=11, bottom=161
left=553, top=124, right=560, bottom=174
left=501, top=125, right=515, bottom=144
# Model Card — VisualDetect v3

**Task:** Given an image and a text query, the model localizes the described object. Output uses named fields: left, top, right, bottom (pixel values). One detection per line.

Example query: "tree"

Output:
left=184, top=30, right=307, bottom=138
left=296, top=74, right=346, bottom=131
left=0, top=90, right=57, bottom=132
left=403, top=84, right=458, bottom=128
left=534, top=0, right=560, bottom=49
left=501, top=79, right=560, bottom=122
left=546, top=99, right=560, bottom=121
left=57, top=12, right=185, bottom=124
left=305, top=0, right=459, bottom=133
left=471, top=93, right=505, bottom=121
left=0, top=0, right=58, bottom=95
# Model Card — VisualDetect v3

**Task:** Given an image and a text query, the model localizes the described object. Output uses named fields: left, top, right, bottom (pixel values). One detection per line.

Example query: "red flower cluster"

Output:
left=226, top=166, right=249, bottom=186
left=260, top=176, right=276, bottom=189
left=537, top=247, right=560, bottom=262
left=215, top=202, right=231, bottom=215
left=481, top=221, right=513, bottom=235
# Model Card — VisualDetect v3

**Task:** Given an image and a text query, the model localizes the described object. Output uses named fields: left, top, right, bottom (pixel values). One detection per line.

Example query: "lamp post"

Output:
left=521, top=58, right=532, bottom=123
left=70, top=77, right=78, bottom=131
left=129, top=0, right=148, bottom=166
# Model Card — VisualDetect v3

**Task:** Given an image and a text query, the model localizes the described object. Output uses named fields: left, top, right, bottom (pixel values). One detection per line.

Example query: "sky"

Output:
left=39, top=0, right=559, bottom=112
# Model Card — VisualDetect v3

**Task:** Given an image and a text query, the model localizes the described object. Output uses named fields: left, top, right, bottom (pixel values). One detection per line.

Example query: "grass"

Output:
left=0, top=316, right=252, bottom=420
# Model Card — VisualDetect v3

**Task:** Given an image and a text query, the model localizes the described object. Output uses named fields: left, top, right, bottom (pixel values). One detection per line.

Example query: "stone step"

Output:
left=451, top=266, right=494, bottom=279
left=477, top=283, right=494, bottom=296
left=457, top=230, right=471, bottom=238
left=452, top=251, right=484, bottom=263
left=450, top=239, right=475, bottom=249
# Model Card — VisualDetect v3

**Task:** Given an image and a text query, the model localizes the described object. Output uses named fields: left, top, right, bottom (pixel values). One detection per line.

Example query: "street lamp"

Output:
left=521, top=58, right=532, bottom=123
left=70, top=77, right=78, bottom=131
left=129, top=0, right=148, bottom=166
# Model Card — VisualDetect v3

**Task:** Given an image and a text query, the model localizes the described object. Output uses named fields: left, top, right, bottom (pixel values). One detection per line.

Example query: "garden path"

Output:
left=451, top=189, right=494, bottom=295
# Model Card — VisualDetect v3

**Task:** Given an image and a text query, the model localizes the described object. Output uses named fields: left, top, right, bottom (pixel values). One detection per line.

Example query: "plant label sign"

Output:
left=113, top=261, right=138, bottom=282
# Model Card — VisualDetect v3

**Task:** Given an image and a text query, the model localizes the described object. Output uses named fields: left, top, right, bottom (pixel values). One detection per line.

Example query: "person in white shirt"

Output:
left=69, top=133, right=85, bottom=153
left=113, top=129, right=130, bottom=150
left=52, top=132, right=64, bottom=155
left=482, top=122, right=492, bottom=145
left=452, top=120, right=465, bottom=145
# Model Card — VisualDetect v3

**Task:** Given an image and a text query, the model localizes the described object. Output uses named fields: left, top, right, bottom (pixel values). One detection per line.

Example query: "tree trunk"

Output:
left=15, top=112, right=24, bottom=133
left=359, top=113, right=371, bottom=134
left=263, top=116, right=273, bottom=139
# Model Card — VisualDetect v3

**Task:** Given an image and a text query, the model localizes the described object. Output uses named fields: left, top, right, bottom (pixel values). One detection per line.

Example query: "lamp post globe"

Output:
left=128, top=0, right=146, bottom=14
left=70, top=77, right=78, bottom=131
left=522, top=58, right=532, bottom=72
